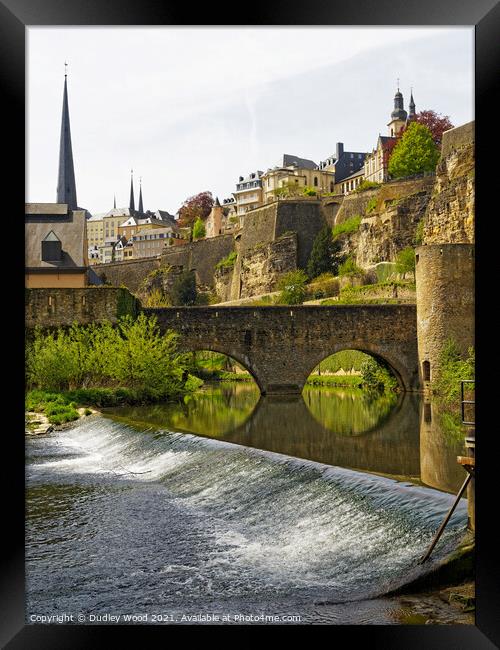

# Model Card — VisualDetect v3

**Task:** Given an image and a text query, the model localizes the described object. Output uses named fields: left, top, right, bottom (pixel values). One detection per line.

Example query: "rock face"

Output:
left=239, top=233, right=297, bottom=299
left=422, top=121, right=475, bottom=245
left=334, top=177, right=435, bottom=268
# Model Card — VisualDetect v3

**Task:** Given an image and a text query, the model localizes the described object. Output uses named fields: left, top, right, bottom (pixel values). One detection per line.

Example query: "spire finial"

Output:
left=129, top=169, right=135, bottom=211
left=64, top=61, right=68, bottom=78
left=397, top=77, right=400, bottom=91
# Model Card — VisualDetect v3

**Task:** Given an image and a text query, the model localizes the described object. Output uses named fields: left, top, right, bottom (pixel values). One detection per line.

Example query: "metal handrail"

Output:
left=461, top=379, right=475, bottom=426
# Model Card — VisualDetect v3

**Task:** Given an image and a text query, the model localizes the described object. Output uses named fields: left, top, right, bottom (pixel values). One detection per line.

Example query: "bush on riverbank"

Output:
left=26, top=314, right=201, bottom=403
left=432, top=339, right=475, bottom=439
left=360, top=357, right=399, bottom=393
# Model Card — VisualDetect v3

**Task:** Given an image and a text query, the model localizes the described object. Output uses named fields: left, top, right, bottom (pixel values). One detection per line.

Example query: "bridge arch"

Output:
left=303, top=343, right=408, bottom=393
left=184, top=344, right=264, bottom=393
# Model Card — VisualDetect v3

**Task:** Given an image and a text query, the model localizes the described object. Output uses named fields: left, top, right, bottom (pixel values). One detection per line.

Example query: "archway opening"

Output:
left=188, top=350, right=259, bottom=388
left=302, top=349, right=401, bottom=436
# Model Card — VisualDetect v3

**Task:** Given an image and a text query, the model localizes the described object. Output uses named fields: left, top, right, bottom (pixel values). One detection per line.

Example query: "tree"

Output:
left=192, top=217, right=206, bottom=240
left=177, top=191, right=214, bottom=228
left=414, top=110, right=454, bottom=146
left=307, top=225, right=343, bottom=279
left=171, top=270, right=197, bottom=306
left=385, top=110, right=454, bottom=160
left=277, top=270, right=308, bottom=305
left=388, top=122, right=439, bottom=179
left=395, top=246, right=416, bottom=280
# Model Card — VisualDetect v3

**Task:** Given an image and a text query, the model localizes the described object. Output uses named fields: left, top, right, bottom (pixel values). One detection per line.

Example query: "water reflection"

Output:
left=105, top=382, right=467, bottom=494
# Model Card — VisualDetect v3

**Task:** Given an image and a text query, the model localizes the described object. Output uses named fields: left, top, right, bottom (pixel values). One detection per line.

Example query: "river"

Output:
left=26, top=382, right=469, bottom=625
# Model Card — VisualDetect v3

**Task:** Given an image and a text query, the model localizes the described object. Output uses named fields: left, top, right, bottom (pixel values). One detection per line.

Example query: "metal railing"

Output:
left=461, top=379, right=475, bottom=427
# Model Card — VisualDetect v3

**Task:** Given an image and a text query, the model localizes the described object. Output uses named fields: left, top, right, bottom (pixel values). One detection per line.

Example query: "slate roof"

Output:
left=25, top=203, right=87, bottom=270
left=282, top=154, right=317, bottom=170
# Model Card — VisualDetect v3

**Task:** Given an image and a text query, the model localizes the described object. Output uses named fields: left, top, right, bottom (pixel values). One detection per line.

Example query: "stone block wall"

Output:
left=25, top=287, right=140, bottom=329
left=91, top=257, right=161, bottom=293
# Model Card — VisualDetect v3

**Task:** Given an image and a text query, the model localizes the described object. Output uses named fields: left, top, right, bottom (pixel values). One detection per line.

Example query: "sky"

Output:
left=27, top=27, right=474, bottom=216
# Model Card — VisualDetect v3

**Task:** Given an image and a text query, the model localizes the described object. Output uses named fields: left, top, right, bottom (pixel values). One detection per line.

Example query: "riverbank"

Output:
left=387, top=531, right=474, bottom=624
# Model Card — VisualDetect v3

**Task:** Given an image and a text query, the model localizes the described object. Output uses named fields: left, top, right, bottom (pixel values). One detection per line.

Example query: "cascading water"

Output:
left=26, top=413, right=468, bottom=624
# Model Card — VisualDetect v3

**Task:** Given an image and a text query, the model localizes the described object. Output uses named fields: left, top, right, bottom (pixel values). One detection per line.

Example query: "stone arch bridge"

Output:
left=144, top=305, right=419, bottom=395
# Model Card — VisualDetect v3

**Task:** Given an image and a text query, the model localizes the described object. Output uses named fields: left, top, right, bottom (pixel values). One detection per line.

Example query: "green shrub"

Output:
left=215, top=251, right=237, bottom=270
left=171, top=270, right=197, bottom=306
left=354, top=181, right=381, bottom=193
left=360, top=357, right=398, bottom=393
left=192, top=217, right=206, bottom=239
left=395, top=247, right=416, bottom=279
left=277, top=270, right=308, bottom=305
left=307, top=225, right=343, bottom=279
left=338, top=256, right=363, bottom=277
left=332, top=215, right=362, bottom=239
left=365, top=197, right=378, bottom=214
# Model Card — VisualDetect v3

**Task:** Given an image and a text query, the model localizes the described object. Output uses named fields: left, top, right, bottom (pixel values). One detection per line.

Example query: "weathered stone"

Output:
left=422, top=122, right=474, bottom=245
left=239, top=233, right=297, bottom=298
left=145, top=304, right=419, bottom=396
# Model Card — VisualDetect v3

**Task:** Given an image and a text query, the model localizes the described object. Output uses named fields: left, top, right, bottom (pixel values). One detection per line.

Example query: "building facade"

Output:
left=318, top=142, right=367, bottom=184
left=261, top=155, right=335, bottom=203
left=233, top=171, right=264, bottom=216
left=25, top=203, right=89, bottom=287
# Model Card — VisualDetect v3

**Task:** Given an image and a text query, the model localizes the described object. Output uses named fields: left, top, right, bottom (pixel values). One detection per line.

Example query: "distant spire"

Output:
left=129, top=169, right=135, bottom=211
left=138, top=177, right=144, bottom=213
left=409, top=88, right=416, bottom=119
left=113, top=194, right=116, bottom=209
left=56, top=64, right=78, bottom=209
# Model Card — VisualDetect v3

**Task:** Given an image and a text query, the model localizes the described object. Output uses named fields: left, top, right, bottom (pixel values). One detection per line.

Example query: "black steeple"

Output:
left=408, top=89, right=416, bottom=120
left=56, top=65, right=78, bottom=209
left=215, top=196, right=221, bottom=207
left=129, top=169, right=135, bottom=211
left=138, top=177, right=144, bottom=213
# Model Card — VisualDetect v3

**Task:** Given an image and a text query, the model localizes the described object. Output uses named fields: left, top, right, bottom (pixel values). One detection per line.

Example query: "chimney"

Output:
left=336, top=142, right=344, bottom=159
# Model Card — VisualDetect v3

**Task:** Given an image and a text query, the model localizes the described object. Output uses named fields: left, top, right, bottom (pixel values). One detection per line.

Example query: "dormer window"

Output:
left=41, top=230, right=62, bottom=262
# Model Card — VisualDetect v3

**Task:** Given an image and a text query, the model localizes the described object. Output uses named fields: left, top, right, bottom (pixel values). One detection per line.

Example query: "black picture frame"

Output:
left=3, top=0, right=499, bottom=646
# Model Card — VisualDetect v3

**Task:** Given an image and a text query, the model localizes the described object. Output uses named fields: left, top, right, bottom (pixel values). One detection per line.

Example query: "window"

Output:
left=423, top=361, right=431, bottom=382
left=314, top=177, right=318, bottom=187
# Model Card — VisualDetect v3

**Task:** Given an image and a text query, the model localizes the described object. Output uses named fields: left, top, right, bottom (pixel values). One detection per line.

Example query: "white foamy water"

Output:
left=26, top=415, right=468, bottom=621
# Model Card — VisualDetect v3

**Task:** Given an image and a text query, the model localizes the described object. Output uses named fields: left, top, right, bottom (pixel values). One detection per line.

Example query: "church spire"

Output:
left=138, top=177, right=144, bottom=213
left=129, top=169, right=135, bottom=211
left=56, top=63, right=78, bottom=209
left=408, top=88, right=416, bottom=120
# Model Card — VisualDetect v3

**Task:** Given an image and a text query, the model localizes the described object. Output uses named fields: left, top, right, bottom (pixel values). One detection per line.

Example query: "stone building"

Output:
left=261, top=154, right=335, bottom=202
left=25, top=203, right=89, bottom=287
left=233, top=170, right=264, bottom=216
left=335, top=167, right=365, bottom=195
left=132, top=227, right=184, bottom=258
left=205, top=197, right=224, bottom=238
left=318, top=142, right=367, bottom=184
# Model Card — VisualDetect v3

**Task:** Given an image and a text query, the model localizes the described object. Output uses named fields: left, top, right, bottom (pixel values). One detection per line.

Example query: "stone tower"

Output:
left=415, top=122, right=475, bottom=389
left=387, top=85, right=408, bottom=137
left=56, top=69, right=78, bottom=209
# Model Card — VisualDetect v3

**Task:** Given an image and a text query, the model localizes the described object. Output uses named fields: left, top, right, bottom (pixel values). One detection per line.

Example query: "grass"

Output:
left=215, top=251, right=237, bottom=270
left=25, top=382, right=205, bottom=424
left=306, top=375, right=362, bottom=387
left=332, top=215, right=362, bottom=239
